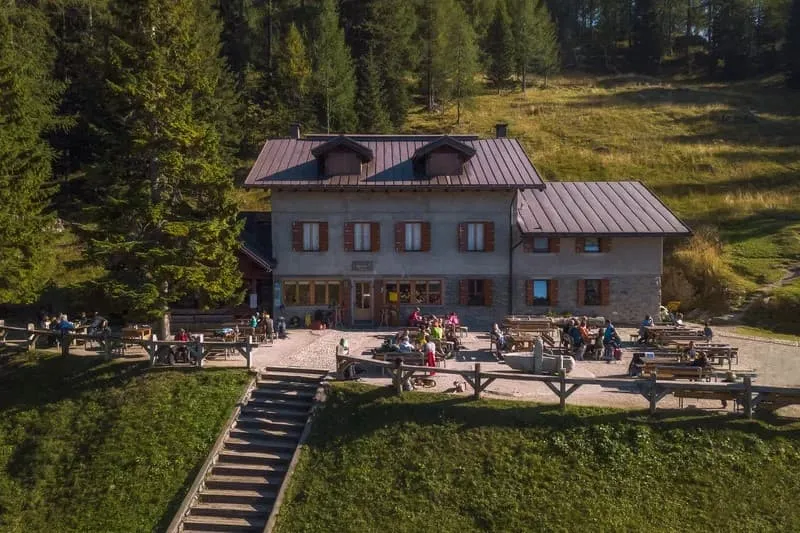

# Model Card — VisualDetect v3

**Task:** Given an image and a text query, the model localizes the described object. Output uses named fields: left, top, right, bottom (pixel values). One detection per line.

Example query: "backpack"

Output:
left=613, top=347, right=623, bottom=361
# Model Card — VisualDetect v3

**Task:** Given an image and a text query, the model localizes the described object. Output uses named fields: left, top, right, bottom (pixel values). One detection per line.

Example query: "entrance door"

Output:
left=354, top=281, right=373, bottom=323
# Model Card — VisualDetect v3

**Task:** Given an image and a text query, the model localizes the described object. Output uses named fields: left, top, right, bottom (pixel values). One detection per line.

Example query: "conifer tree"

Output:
left=485, top=0, right=515, bottom=92
left=87, top=0, right=243, bottom=322
left=447, top=7, right=480, bottom=123
left=790, top=0, right=800, bottom=89
left=0, top=3, right=60, bottom=303
left=632, top=0, right=663, bottom=74
left=276, top=22, right=312, bottom=124
left=510, top=0, right=559, bottom=91
left=357, top=48, right=391, bottom=133
left=311, top=0, right=357, bottom=132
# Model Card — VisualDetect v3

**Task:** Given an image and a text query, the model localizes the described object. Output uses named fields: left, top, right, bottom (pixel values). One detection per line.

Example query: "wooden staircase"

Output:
left=172, top=367, right=328, bottom=533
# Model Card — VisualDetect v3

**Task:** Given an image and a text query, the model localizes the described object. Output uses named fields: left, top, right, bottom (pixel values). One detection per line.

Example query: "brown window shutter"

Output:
left=394, top=222, right=404, bottom=253
left=458, top=223, right=467, bottom=252
left=575, top=237, right=585, bottom=254
left=522, top=236, right=533, bottom=253
left=549, top=279, right=559, bottom=306
left=421, top=222, right=431, bottom=252
left=600, top=237, right=611, bottom=253
left=344, top=223, right=355, bottom=252
left=577, top=280, right=585, bottom=306
left=483, top=279, right=493, bottom=306
left=484, top=222, right=495, bottom=252
left=292, top=221, right=302, bottom=252
left=525, top=280, right=533, bottom=306
left=459, top=280, right=468, bottom=305
left=601, top=279, right=610, bottom=306
left=319, top=222, right=329, bottom=252
left=549, top=238, right=560, bottom=253
left=370, top=222, right=380, bottom=252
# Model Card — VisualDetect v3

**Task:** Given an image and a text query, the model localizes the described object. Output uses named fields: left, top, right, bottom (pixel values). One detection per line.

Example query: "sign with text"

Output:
left=351, top=260, right=374, bottom=272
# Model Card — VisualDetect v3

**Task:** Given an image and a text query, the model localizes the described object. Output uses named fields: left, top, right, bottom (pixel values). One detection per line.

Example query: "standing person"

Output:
left=602, top=319, right=617, bottom=363
left=423, top=335, right=437, bottom=375
left=703, top=320, right=713, bottom=343
left=569, top=320, right=584, bottom=361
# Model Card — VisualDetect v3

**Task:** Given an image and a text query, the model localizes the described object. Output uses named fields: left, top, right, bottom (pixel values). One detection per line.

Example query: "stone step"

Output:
left=205, top=474, right=283, bottom=491
left=245, top=396, right=312, bottom=410
left=240, top=404, right=309, bottom=419
left=263, top=365, right=328, bottom=376
left=235, top=415, right=305, bottom=430
left=250, top=387, right=316, bottom=400
left=230, top=426, right=302, bottom=441
left=216, top=449, right=293, bottom=465
left=211, top=462, right=287, bottom=477
left=189, top=502, right=272, bottom=520
left=224, top=436, right=298, bottom=452
left=257, top=379, right=320, bottom=391
left=182, top=514, right=266, bottom=532
left=198, top=488, right=277, bottom=505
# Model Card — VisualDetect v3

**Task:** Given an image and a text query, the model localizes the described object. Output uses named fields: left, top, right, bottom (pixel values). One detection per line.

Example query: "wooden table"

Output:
left=122, top=327, right=151, bottom=340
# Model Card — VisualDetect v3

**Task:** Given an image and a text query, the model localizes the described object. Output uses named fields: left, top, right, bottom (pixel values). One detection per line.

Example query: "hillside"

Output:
left=406, top=74, right=800, bottom=302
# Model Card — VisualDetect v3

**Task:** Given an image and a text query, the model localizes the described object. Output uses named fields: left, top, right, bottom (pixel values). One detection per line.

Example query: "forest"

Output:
left=2, top=0, right=800, bottom=319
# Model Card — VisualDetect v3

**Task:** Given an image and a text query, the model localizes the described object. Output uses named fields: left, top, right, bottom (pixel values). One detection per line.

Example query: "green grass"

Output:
left=275, top=383, right=800, bottom=533
left=734, top=326, right=800, bottom=343
left=405, top=74, right=800, bottom=293
left=0, top=351, right=251, bottom=533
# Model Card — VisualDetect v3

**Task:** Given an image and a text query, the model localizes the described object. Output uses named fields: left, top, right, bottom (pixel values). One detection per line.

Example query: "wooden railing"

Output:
left=335, top=354, right=800, bottom=419
left=0, top=323, right=259, bottom=369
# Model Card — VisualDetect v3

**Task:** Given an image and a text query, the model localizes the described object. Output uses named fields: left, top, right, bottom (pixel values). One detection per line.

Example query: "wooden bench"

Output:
left=641, top=365, right=712, bottom=381
left=673, top=389, right=739, bottom=409
left=372, top=351, right=425, bottom=376
left=754, top=392, right=800, bottom=413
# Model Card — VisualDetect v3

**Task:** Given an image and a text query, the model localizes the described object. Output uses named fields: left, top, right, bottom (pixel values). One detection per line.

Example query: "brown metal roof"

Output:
left=243, top=135, right=545, bottom=190
left=516, top=181, right=691, bottom=236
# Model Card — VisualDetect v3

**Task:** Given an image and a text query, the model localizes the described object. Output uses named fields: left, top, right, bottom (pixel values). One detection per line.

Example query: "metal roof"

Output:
left=516, top=181, right=691, bottom=236
left=239, top=212, right=274, bottom=269
left=243, top=135, right=545, bottom=190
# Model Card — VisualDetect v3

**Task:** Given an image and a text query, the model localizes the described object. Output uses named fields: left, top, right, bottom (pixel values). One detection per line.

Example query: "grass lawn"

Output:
left=734, top=326, right=800, bottom=343
left=275, top=383, right=800, bottom=533
left=0, top=351, right=251, bottom=533
left=406, top=74, right=800, bottom=292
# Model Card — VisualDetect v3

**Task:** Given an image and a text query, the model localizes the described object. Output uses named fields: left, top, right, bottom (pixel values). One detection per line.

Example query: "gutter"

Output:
left=508, top=190, right=524, bottom=315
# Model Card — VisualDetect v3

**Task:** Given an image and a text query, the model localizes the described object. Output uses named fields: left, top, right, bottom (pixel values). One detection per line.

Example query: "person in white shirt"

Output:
left=423, top=335, right=437, bottom=375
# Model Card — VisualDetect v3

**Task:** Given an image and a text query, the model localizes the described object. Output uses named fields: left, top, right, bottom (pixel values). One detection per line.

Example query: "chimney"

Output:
left=289, top=123, right=301, bottom=139
left=495, top=123, right=508, bottom=138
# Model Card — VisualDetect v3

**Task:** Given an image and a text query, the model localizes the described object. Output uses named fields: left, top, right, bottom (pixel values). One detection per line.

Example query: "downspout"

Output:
left=508, top=190, right=524, bottom=315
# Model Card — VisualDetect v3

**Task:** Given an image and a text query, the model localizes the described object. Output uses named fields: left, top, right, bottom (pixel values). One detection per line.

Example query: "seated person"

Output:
left=398, top=337, right=414, bottom=353
left=408, top=308, right=423, bottom=327
left=703, top=320, right=713, bottom=343
left=683, top=340, right=697, bottom=361
left=430, top=322, right=444, bottom=340
left=690, top=351, right=709, bottom=368
left=628, top=352, right=645, bottom=377
left=249, top=313, right=259, bottom=329
left=638, top=315, right=654, bottom=344
left=492, top=323, right=508, bottom=352
left=446, top=312, right=460, bottom=327
left=415, top=327, right=427, bottom=348
left=58, top=314, right=75, bottom=333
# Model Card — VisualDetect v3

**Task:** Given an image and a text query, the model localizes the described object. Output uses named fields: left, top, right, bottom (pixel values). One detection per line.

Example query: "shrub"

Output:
left=745, top=281, right=800, bottom=334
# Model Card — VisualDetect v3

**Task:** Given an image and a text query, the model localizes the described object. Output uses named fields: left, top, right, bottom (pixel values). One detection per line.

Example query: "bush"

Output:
left=745, top=281, right=800, bottom=334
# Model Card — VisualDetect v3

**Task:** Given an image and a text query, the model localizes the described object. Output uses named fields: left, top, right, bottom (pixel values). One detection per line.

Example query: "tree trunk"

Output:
left=159, top=310, right=171, bottom=340
left=521, top=63, right=527, bottom=93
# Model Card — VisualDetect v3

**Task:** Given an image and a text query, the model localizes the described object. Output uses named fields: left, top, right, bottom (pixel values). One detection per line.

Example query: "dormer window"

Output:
left=310, top=136, right=373, bottom=178
left=412, top=136, right=476, bottom=178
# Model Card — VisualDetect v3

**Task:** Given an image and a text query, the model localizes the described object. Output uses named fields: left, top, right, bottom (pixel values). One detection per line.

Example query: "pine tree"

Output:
left=485, top=0, right=515, bottom=92
left=311, top=0, right=357, bottom=133
left=632, top=0, right=662, bottom=74
left=787, top=0, right=800, bottom=88
left=447, top=6, right=480, bottom=124
left=365, top=0, right=418, bottom=127
left=87, top=0, right=243, bottom=323
left=276, top=22, right=312, bottom=124
left=710, top=0, right=756, bottom=79
left=357, top=49, right=391, bottom=133
left=510, top=0, right=559, bottom=91
left=0, top=3, right=60, bottom=303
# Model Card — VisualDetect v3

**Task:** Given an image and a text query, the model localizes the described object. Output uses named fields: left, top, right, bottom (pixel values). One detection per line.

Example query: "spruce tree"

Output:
left=0, top=3, right=60, bottom=303
left=485, top=0, right=515, bottom=92
left=448, top=6, right=480, bottom=124
left=632, top=0, right=663, bottom=74
left=87, top=0, right=243, bottom=322
left=510, top=0, right=559, bottom=91
left=357, top=49, right=391, bottom=133
left=276, top=23, right=312, bottom=124
left=787, top=0, right=800, bottom=88
left=311, top=0, right=357, bottom=132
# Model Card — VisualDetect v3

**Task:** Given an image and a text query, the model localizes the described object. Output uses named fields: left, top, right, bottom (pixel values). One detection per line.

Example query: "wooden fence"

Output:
left=0, top=323, right=258, bottom=369
left=335, top=354, right=800, bottom=419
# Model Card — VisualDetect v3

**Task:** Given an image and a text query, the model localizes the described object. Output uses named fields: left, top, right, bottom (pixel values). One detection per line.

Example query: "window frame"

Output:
left=466, top=279, right=485, bottom=307
left=583, top=237, right=601, bottom=254
left=466, top=222, right=486, bottom=252
left=353, top=222, right=371, bottom=252
left=532, top=237, right=550, bottom=254
left=404, top=222, right=423, bottom=252
left=532, top=279, right=550, bottom=305
left=584, top=279, right=602, bottom=306
left=282, top=280, right=341, bottom=306
left=384, top=279, right=443, bottom=306
left=302, top=222, right=320, bottom=252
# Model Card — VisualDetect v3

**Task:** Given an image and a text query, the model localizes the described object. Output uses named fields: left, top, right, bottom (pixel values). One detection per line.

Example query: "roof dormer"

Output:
left=310, top=136, right=373, bottom=177
left=412, top=136, right=476, bottom=178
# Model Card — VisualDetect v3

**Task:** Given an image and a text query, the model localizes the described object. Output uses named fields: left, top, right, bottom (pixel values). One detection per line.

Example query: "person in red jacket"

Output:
left=408, top=307, right=422, bottom=327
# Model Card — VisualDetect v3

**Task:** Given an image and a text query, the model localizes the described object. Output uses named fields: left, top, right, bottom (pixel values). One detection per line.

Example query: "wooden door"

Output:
left=353, top=282, right=373, bottom=322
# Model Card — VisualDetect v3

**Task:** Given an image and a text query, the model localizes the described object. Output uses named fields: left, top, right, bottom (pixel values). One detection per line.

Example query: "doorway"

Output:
left=353, top=281, right=373, bottom=323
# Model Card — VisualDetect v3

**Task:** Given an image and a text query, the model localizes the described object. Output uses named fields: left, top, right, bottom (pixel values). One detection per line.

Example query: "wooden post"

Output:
left=61, top=330, right=70, bottom=357
left=473, top=363, right=482, bottom=399
left=197, top=334, right=204, bottom=368
left=246, top=335, right=253, bottom=369
left=149, top=334, right=157, bottom=366
left=744, top=376, right=753, bottom=419
left=394, top=358, right=403, bottom=395
left=103, top=331, right=112, bottom=361
left=559, top=368, right=567, bottom=410
left=27, top=323, right=36, bottom=352
left=649, top=371, right=658, bottom=415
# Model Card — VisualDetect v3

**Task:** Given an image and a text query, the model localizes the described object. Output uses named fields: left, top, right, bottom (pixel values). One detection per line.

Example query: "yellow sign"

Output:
left=667, top=301, right=681, bottom=312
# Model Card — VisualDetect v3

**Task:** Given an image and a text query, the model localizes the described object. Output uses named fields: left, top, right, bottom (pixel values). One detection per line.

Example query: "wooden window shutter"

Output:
left=370, top=222, right=380, bottom=252
left=522, top=236, right=533, bottom=253
left=394, top=222, right=404, bottom=253
left=600, top=237, right=611, bottom=253
left=575, top=237, right=585, bottom=254
left=421, top=222, right=432, bottom=252
left=343, top=223, right=355, bottom=252
left=292, top=221, right=302, bottom=252
left=319, top=222, right=329, bottom=252
left=458, top=223, right=467, bottom=252
left=601, top=279, right=610, bottom=306
left=549, top=279, right=559, bottom=306
left=484, top=222, right=495, bottom=252
left=525, top=280, right=533, bottom=306
left=549, top=238, right=560, bottom=253
left=459, top=280, right=468, bottom=305
left=483, top=279, right=493, bottom=306
left=577, top=279, right=585, bottom=306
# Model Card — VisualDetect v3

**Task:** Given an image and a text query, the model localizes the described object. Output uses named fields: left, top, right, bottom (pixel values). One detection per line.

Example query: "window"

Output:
left=405, top=223, right=422, bottom=251
left=353, top=223, right=371, bottom=252
left=533, top=280, right=549, bottom=305
left=584, top=279, right=602, bottom=306
left=532, top=237, right=550, bottom=253
left=384, top=280, right=442, bottom=306
left=303, top=223, right=320, bottom=251
left=283, top=281, right=341, bottom=306
left=467, top=279, right=485, bottom=306
left=583, top=237, right=601, bottom=253
left=467, top=223, right=485, bottom=251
